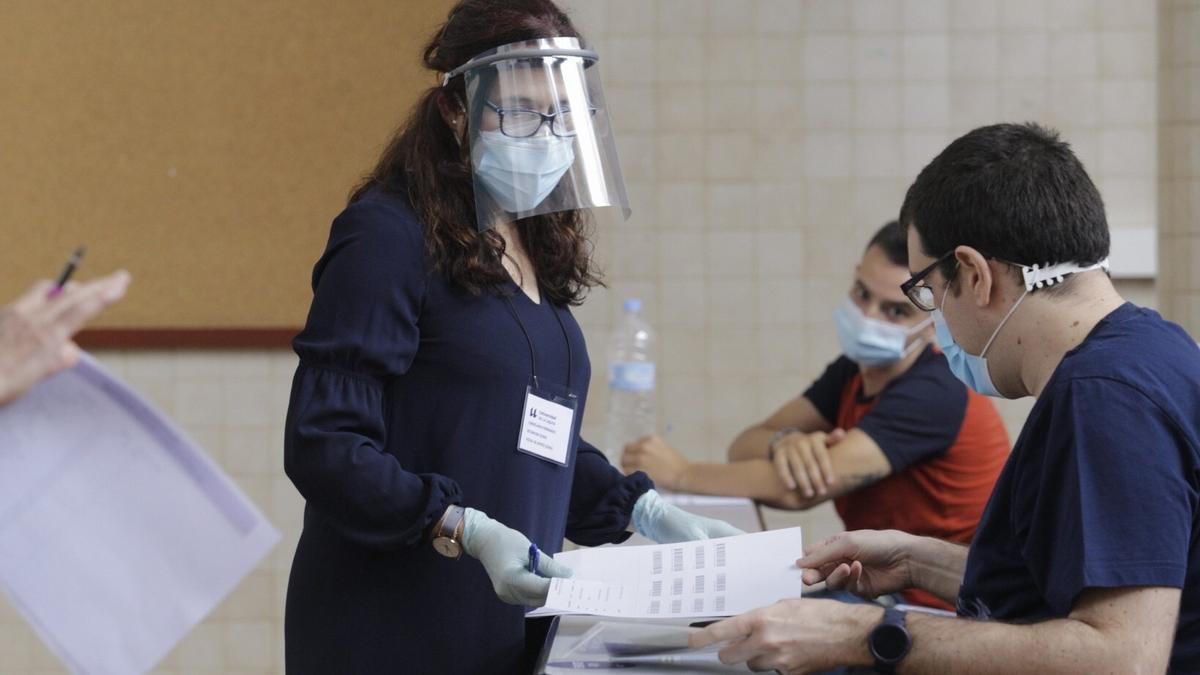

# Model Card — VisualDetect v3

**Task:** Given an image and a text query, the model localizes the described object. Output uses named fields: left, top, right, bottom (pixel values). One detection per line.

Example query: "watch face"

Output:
left=433, top=537, right=461, bottom=558
left=870, top=624, right=909, bottom=662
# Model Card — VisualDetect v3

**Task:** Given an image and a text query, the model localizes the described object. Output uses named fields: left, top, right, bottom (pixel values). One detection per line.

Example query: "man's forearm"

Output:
left=727, top=427, right=776, bottom=461
left=677, top=460, right=802, bottom=505
left=899, top=610, right=1165, bottom=674
left=905, top=536, right=968, bottom=604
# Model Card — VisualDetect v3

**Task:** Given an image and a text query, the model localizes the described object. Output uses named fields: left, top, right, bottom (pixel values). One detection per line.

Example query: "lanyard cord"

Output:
left=501, top=289, right=573, bottom=391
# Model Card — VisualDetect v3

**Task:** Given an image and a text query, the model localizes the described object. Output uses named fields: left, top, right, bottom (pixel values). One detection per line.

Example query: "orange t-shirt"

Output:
left=804, top=348, right=1010, bottom=609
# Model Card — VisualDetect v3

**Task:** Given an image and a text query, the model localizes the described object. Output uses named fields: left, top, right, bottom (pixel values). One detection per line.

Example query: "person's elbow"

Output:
left=758, top=489, right=825, bottom=511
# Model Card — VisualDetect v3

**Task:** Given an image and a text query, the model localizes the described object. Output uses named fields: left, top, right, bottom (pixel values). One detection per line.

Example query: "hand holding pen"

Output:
left=0, top=247, right=130, bottom=407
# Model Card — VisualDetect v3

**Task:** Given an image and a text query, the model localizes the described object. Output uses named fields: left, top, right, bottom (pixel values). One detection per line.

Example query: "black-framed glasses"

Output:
left=901, top=250, right=956, bottom=311
left=483, top=100, right=598, bottom=138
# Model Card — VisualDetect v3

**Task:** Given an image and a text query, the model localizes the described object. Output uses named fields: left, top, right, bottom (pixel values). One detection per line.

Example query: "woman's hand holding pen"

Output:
left=0, top=270, right=130, bottom=407
left=460, top=508, right=573, bottom=607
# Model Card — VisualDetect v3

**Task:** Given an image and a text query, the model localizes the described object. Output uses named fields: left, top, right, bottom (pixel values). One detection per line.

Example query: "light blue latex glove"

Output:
left=461, top=508, right=573, bottom=607
left=632, top=489, right=746, bottom=544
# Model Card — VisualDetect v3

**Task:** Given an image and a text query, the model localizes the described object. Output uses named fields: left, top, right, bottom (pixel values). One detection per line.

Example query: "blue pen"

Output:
left=528, top=543, right=541, bottom=575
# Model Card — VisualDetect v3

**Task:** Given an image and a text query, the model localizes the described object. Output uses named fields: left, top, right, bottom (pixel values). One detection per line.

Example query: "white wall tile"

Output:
left=853, top=35, right=902, bottom=81
left=803, top=0, right=851, bottom=31
left=852, top=0, right=902, bottom=31
left=854, top=82, right=902, bottom=130
left=756, top=0, right=806, bottom=33
left=949, top=34, right=999, bottom=80
left=949, top=0, right=999, bottom=30
left=902, top=0, right=950, bottom=32
left=999, top=32, right=1048, bottom=80
left=804, top=35, right=853, bottom=81
left=657, top=0, right=708, bottom=35
left=1049, top=32, right=1100, bottom=80
left=803, top=132, right=853, bottom=178
left=1099, top=31, right=1156, bottom=79
left=804, top=83, right=853, bottom=129
left=902, top=34, right=950, bottom=80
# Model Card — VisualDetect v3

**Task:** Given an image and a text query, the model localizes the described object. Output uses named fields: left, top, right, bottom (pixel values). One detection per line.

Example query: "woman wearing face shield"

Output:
left=282, top=2, right=740, bottom=672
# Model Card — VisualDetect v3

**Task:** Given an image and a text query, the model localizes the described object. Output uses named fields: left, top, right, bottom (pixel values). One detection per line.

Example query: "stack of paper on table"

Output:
left=0, top=353, right=279, bottom=674
left=530, top=528, right=804, bottom=619
left=543, top=620, right=752, bottom=673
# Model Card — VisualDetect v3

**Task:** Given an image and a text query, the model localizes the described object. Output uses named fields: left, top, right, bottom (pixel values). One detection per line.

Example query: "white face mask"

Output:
left=471, top=129, right=576, bottom=214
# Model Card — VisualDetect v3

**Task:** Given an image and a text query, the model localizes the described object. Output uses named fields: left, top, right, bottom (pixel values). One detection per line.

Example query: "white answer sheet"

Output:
left=530, top=528, right=804, bottom=619
left=0, top=354, right=279, bottom=674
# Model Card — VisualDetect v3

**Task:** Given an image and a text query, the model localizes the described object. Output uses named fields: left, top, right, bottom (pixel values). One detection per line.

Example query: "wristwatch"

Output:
left=431, top=505, right=466, bottom=559
left=868, top=607, right=911, bottom=673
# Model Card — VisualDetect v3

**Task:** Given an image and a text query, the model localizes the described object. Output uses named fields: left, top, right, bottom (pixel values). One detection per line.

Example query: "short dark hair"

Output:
left=900, top=123, right=1109, bottom=286
left=866, top=220, right=908, bottom=267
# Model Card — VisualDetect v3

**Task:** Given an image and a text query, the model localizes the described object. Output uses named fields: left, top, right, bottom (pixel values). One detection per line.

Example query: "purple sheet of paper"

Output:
left=0, top=353, right=279, bottom=674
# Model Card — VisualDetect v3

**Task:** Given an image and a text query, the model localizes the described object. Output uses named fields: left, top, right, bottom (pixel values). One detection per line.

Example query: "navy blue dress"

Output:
left=283, top=188, right=653, bottom=674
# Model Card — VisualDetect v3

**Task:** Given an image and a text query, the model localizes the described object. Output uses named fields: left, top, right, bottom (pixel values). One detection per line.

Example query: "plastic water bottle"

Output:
left=603, top=298, right=657, bottom=466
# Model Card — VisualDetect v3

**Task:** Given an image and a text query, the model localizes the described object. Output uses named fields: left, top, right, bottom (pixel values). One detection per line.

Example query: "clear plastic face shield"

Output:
left=443, top=37, right=630, bottom=231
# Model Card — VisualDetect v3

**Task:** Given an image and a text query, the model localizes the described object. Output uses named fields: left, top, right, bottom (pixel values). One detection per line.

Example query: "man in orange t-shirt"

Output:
left=622, top=220, right=1010, bottom=609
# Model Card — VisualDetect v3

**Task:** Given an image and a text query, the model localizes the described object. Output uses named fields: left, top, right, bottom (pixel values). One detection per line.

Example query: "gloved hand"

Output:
left=461, top=508, right=573, bottom=607
left=632, top=489, right=745, bottom=544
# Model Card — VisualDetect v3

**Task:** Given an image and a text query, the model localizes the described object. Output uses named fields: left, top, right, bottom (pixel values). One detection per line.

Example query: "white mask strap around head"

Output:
left=1019, top=258, right=1110, bottom=292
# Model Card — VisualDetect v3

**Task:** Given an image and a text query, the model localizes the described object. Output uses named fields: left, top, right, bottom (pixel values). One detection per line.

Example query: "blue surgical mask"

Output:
left=835, top=299, right=932, bottom=368
left=931, top=257, right=1111, bottom=397
left=932, top=283, right=1027, bottom=398
left=472, top=129, right=576, bottom=214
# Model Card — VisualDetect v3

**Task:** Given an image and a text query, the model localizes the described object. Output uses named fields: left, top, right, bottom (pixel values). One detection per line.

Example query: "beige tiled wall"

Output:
left=567, top=0, right=1158, bottom=460
left=0, top=1, right=1168, bottom=673
left=1158, top=0, right=1200, bottom=331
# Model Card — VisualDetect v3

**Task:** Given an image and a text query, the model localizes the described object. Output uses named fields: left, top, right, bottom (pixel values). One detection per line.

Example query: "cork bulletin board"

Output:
left=0, top=0, right=453, bottom=347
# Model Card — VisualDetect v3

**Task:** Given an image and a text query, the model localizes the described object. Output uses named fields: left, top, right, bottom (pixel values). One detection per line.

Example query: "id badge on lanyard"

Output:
left=503, top=291, right=580, bottom=467
left=517, top=376, right=579, bottom=466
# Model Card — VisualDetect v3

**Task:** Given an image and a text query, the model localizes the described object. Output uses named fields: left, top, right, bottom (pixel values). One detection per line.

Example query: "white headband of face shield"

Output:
left=441, top=46, right=599, bottom=87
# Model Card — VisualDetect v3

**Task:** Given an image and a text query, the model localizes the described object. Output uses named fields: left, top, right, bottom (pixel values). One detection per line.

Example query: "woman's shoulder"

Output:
left=332, top=187, right=424, bottom=245
left=318, top=186, right=431, bottom=269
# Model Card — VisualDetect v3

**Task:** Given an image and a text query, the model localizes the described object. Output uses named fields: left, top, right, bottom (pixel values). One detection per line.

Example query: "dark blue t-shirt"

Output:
left=959, top=303, right=1200, bottom=671
left=803, top=347, right=968, bottom=472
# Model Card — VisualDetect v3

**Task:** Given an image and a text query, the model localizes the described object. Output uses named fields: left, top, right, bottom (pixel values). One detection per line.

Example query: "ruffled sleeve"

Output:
left=284, top=195, right=461, bottom=550
left=565, top=439, right=654, bottom=546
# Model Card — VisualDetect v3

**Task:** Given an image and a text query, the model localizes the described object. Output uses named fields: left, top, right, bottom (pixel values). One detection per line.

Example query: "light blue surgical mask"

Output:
left=835, top=299, right=932, bottom=368
left=472, top=129, right=576, bottom=214
left=933, top=282, right=1028, bottom=398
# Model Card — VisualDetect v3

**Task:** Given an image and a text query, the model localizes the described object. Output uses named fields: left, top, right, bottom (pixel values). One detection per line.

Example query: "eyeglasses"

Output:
left=900, top=250, right=956, bottom=312
left=483, top=100, right=598, bottom=138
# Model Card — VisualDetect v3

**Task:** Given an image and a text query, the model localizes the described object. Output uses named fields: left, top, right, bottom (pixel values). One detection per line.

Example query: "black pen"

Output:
left=49, top=246, right=86, bottom=298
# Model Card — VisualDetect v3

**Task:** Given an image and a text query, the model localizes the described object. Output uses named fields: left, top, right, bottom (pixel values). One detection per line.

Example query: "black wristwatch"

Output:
left=868, top=607, right=911, bottom=673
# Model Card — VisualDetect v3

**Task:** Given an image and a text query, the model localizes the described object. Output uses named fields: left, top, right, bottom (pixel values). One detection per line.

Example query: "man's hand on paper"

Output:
left=461, top=508, right=572, bottom=607
left=797, top=529, right=917, bottom=600
left=688, top=597, right=880, bottom=673
left=620, top=434, right=689, bottom=490
left=0, top=271, right=129, bottom=407
left=632, top=489, right=744, bottom=544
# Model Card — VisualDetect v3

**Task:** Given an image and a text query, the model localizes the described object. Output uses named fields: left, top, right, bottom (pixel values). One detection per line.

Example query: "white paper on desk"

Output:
left=659, top=492, right=756, bottom=508
left=0, top=353, right=280, bottom=674
left=531, top=528, right=803, bottom=619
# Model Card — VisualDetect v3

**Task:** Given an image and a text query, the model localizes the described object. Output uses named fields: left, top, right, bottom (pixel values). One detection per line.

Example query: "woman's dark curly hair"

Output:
left=350, top=0, right=602, bottom=306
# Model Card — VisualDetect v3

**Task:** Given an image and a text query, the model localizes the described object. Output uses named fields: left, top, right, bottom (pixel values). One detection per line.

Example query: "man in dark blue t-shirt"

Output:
left=690, top=123, right=1200, bottom=673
